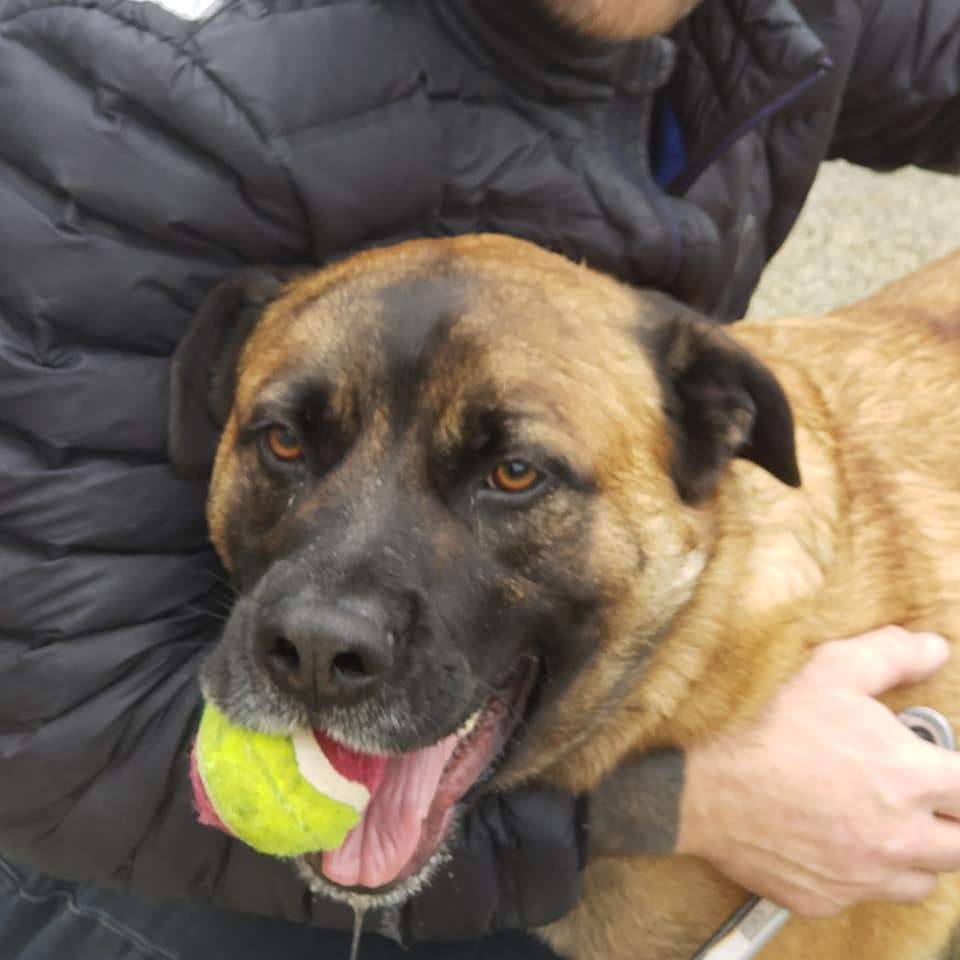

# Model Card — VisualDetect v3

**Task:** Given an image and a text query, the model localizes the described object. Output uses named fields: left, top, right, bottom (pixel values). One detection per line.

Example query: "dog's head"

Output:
left=169, top=235, right=798, bottom=905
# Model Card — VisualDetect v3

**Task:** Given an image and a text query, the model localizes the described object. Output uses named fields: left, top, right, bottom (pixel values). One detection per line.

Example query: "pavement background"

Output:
left=748, top=160, right=960, bottom=318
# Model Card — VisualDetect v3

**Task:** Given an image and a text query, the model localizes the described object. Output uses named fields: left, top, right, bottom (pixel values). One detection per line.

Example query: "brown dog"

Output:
left=168, top=237, right=960, bottom=960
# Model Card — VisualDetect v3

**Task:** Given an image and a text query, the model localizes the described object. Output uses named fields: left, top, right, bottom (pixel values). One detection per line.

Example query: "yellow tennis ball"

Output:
left=192, top=704, right=363, bottom=857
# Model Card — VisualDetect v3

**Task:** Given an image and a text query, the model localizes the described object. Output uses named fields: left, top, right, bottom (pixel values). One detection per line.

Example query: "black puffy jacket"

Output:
left=1, top=0, right=958, bottom=939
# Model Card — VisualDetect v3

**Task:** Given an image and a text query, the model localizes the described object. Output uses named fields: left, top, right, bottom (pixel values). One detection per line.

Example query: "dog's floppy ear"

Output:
left=641, top=293, right=801, bottom=504
left=168, top=267, right=297, bottom=479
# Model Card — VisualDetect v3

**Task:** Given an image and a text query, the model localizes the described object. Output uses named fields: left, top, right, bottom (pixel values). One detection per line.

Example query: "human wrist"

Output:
left=675, top=735, right=739, bottom=862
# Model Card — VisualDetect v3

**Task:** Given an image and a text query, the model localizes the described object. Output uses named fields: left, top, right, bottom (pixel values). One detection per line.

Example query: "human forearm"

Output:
left=585, top=628, right=960, bottom=919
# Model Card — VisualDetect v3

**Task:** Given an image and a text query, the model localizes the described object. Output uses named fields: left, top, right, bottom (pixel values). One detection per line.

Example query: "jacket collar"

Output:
left=427, top=0, right=676, bottom=103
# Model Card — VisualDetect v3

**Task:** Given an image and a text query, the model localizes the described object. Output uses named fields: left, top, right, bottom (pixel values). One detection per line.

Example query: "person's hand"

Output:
left=676, top=626, right=960, bottom=918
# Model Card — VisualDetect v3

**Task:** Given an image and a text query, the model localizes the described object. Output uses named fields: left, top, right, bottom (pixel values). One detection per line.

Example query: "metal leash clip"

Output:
left=897, top=706, right=956, bottom=750
left=689, top=706, right=956, bottom=960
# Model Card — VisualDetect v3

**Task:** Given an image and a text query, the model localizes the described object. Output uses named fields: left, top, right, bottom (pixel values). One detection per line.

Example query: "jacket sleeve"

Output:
left=0, top=0, right=323, bottom=924
left=827, top=0, right=960, bottom=172
left=0, top=1, right=587, bottom=939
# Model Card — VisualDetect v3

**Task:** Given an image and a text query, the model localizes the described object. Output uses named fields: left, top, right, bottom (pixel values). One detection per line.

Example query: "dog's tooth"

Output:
left=457, top=710, right=482, bottom=739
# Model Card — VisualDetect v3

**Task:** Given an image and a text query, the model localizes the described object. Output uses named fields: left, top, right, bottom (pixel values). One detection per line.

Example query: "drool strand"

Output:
left=348, top=905, right=365, bottom=960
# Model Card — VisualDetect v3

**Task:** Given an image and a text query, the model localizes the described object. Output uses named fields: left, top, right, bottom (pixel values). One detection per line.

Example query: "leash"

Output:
left=689, top=707, right=956, bottom=960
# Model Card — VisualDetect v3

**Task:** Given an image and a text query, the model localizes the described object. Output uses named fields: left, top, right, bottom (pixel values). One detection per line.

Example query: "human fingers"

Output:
left=809, top=627, right=948, bottom=697
left=875, top=869, right=939, bottom=904
left=903, top=817, right=960, bottom=873
left=904, top=744, right=960, bottom=816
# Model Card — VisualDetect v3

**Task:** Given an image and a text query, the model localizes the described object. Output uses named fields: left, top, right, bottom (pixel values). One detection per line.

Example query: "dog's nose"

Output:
left=256, top=599, right=396, bottom=706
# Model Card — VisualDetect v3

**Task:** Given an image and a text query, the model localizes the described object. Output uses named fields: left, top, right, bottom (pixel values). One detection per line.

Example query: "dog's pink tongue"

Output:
left=321, top=732, right=459, bottom=889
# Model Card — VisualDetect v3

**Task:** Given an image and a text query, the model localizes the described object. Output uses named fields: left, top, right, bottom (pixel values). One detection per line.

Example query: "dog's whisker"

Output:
left=203, top=569, right=238, bottom=596
left=183, top=604, right=230, bottom=623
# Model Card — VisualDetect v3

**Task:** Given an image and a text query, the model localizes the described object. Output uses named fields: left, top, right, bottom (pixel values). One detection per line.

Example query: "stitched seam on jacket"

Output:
left=278, top=86, right=424, bottom=141
left=0, top=155, right=248, bottom=265
left=0, top=301, right=183, bottom=361
left=202, top=0, right=364, bottom=29
left=0, top=855, right=24, bottom=890
left=12, top=883, right=179, bottom=959
left=2, top=33, right=292, bottom=237
left=0, top=421, right=170, bottom=466
left=1, top=1, right=312, bottom=243
left=0, top=527, right=211, bottom=558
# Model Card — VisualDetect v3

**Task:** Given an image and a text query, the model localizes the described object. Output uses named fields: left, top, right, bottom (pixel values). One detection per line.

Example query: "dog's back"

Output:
left=742, top=252, right=960, bottom=471
left=544, top=252, right=960, bottom=960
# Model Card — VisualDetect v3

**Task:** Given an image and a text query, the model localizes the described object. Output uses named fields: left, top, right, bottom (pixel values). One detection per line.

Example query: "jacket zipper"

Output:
left=669, top=64, right=829, bottom=197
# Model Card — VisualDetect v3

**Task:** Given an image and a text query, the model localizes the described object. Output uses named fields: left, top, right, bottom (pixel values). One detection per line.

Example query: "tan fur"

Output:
left=534, top=251, right=960, bottom=960
left=208, top=237, right=960, bottom=960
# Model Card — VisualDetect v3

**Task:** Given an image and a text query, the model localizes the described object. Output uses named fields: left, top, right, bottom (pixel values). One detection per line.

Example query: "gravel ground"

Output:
left=748, top=160, right=960, bottom=318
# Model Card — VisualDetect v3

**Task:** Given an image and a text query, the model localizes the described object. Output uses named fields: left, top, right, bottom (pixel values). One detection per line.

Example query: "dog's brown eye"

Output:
left=488, top=460, right=541, bottom=494
left=265, top=424, right=303, bottom=462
